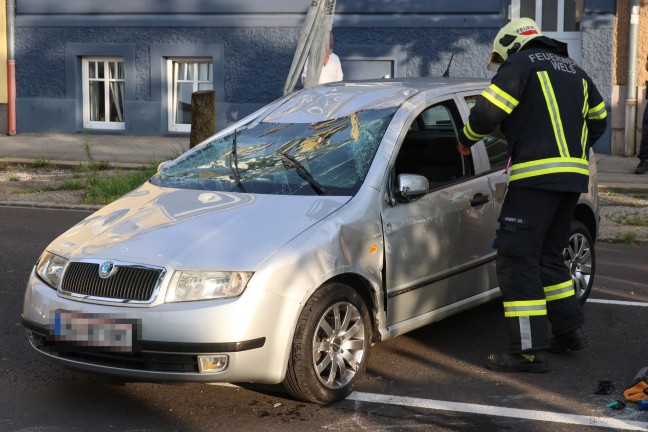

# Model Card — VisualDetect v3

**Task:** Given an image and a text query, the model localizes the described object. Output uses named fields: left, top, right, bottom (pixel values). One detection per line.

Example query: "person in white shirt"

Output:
left=302, top=33, right=343, bottom=85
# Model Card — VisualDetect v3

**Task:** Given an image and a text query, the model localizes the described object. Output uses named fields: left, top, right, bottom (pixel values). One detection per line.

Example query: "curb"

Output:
left=0, top=201, right=102, bottom=212
left=598, top=237, right=648, bottom=246
left=598, top=184, right=648, bottom=195
left=0, top=157, right=152, bottom=170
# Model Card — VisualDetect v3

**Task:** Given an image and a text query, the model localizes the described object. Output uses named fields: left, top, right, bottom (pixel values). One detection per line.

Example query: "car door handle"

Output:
left=470, top=193, right=490, bottom=207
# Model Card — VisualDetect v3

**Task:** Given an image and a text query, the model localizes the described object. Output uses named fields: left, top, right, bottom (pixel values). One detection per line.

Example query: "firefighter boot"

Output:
left=486, top=352, right=548, bottom=373
left=548, top=328, right=589, bottom=353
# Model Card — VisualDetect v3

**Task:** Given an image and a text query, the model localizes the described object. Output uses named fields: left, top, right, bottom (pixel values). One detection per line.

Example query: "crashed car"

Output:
left=22, top=78, right=598, bottom=404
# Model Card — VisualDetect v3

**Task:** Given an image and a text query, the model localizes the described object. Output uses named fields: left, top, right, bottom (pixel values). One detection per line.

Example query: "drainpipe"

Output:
left=624, top=0, right=640, bottom=156
left=6, top=0, right=15, bottom=135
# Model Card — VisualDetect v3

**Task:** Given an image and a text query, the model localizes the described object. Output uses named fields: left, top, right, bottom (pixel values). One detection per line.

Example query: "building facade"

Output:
left=14, top=0, right=617, bottom=153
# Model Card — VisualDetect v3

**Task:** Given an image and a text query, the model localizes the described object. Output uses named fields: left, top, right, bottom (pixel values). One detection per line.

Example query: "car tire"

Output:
left=565, top=220, right=595, bottom=304
left=283, top=282, right=372, bottom=404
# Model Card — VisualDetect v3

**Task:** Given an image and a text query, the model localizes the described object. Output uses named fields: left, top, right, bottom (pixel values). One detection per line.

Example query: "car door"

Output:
left=457, top=91, right=511, bottom=213
left=381, top=97, right=500, bottom=329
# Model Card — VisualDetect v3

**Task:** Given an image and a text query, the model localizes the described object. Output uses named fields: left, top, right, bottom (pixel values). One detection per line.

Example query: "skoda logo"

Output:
left=98, top=261, right=117, bottom=279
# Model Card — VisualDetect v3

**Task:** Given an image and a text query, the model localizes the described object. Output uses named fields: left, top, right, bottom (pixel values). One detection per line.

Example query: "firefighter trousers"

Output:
left=496, top=188, right=584, bottom=353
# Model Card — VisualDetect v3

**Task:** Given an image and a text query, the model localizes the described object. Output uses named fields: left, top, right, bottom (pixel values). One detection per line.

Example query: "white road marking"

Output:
left=347, top=392, right=648, bottom=431
left=588, top=298, right=648, bottom=307
left=205, top=299, right=648, bottom=429
left=206, top=382, right=239, bottom=387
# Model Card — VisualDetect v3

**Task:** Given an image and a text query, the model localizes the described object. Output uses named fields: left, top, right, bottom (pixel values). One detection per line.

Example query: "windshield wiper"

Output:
left=278, top=151, right=326, bottom=195
left=229, top=129, right=246, bottom=192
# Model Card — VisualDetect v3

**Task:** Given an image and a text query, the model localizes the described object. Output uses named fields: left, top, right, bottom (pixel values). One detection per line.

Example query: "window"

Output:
left=511, top=0, right=583, bottom=63
left=464, top=95, right=509, bottom=171
left=395, top=102, right=473, bottom=189
left=154, top=107, right=397, bottom=196
left=82, top=58, right=125, bottom=130
left=167, top=59, right=214, bottom=132
left=482, top=136, right=510, bottom=171
left=419, top=105, right=456, bottom=131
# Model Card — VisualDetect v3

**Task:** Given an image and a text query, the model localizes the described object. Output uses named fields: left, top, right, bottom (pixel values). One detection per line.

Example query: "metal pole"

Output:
left=624, top=0, right=640, bottom=156
left=283, top=0, right=336, bottom=95
left=283, top=0, right=325, bottom=95
left=6, top=0, right=16, bottom=135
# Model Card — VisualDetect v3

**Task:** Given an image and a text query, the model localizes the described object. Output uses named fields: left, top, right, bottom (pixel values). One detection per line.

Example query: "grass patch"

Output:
left=40, top=179, right=86, bottom=191
left=78, top=134, right=171, bottom=205
left=616, top=232, right=638, bottom=244
left=622, top=215, right=648, bottom=227
left=608, top=212, right=648, bottom=227
left=622, top=202, right=647, bottom=208
left=84, top=164, right=158, bottom=205
left=32, top=159, right=51, bottom=169
left=73, top=161, right=112, bottom=174
left=10, top=179, right=86, bottom=194
left=10, top=189, right=31, bottom=195
left=1, top=134, right=175, bottom=205
left=79, top=133, right=112, bottom=171
left=0, top=162, right=9, bottom=171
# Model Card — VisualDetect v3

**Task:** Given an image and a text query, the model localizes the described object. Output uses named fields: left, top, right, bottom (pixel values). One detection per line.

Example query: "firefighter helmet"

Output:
left=488, top=18, right=542, bottom=71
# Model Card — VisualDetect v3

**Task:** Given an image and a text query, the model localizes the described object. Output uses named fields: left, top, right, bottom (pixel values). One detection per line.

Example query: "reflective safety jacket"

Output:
left=459, top=36, right=608, bottom=193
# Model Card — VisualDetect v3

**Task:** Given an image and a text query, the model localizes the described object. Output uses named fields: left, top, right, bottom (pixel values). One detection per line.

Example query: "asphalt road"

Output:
left=1, top=206, right=647, bottom=432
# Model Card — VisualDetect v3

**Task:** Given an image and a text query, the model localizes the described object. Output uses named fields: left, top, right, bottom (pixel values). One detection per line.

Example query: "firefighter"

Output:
left=457, top=18, right=608, bottom=372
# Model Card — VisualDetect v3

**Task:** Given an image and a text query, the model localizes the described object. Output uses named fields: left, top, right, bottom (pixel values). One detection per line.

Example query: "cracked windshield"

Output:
left=153, top=107, right=397, bottom=196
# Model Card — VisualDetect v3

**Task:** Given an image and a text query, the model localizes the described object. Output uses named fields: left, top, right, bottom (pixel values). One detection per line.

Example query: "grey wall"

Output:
left=14, top=23, right=498, bottom=135
left=582, top=0, right=616, bottom=153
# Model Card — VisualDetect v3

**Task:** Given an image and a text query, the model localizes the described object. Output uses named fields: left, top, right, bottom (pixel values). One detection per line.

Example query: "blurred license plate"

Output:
left=54, top=311, right=137, bottom=352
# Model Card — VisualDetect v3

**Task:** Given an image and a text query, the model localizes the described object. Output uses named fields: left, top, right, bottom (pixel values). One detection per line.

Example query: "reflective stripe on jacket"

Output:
left=459, top=37, right=608, bottom=193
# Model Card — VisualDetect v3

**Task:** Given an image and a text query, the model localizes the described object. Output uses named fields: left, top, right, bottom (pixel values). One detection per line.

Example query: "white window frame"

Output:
left=166, top=58, right=214, bottom=133
left=81, top=57, right=126, bottom=130
left=510, top=0, right=583, bottom=64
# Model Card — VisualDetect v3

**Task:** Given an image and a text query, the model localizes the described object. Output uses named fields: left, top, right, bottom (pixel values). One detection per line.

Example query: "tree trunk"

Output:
left=189, top=90, right=216, bottom=148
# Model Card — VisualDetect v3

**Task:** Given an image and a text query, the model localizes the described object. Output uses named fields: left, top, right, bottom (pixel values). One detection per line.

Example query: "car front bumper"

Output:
left=22, top=271, right=300, bottom=384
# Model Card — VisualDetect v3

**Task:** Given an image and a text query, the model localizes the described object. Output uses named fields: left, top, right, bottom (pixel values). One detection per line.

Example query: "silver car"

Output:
left=22, top=78, right=598, bottom=404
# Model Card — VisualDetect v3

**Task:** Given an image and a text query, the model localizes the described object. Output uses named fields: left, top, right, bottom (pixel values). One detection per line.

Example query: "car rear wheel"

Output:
left=565, top=220, right=595, bottom=304
left=283, top=282, right=372, bottom=404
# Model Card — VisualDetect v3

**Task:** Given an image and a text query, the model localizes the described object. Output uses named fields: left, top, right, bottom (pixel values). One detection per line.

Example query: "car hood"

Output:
left=49, top=182, right=350, bottom=270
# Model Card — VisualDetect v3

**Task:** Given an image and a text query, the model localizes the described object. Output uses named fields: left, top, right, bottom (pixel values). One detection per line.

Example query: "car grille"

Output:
left=61, top=262, right=163, bottom=302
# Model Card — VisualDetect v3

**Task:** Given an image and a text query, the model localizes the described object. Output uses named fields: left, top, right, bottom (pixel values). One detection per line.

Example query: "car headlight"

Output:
left=35, top=251, right=68, bottom=289
left=165, top=271, right=252, bottom=303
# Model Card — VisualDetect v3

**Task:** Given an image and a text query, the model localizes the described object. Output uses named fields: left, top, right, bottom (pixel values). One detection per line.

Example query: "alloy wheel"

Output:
left=564, top=231, right=593, bottom=300
left=311, top=301, right=366, bottom=389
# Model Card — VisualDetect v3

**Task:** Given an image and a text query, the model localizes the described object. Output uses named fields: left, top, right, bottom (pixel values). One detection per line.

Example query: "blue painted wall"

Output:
left=13, top=0, right=616, bottom=152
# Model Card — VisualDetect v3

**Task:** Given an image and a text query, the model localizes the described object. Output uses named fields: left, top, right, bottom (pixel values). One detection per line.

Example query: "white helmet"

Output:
left=488, top=18, right=542, bottom=71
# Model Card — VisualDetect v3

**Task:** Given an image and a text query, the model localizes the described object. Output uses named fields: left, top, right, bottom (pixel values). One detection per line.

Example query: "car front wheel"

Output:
left=565, top=220, right=595, bottom=304
left=283, top=282, right=372, bottom=404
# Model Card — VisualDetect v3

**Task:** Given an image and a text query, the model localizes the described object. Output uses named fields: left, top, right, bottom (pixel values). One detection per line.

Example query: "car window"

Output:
left=153, top=107, right=398, bottom=196
left=483, top=135, right=509, bottom=171
left=419, top=105, right=455, bottom=131
left=394, top=101, right=474, bottom=189
left=464, top=95, right=509, bottom=172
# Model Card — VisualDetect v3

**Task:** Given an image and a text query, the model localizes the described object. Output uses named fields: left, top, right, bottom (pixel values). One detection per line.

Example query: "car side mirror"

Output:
left=396, top=174, right=429, bottom=202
